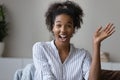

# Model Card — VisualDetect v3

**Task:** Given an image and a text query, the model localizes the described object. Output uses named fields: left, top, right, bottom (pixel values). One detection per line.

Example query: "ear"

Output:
left=73, top=28, right=75, bottom=34
left=52, top=24, right=54, bottom=33
left=70, top=28, right=75, bottom=37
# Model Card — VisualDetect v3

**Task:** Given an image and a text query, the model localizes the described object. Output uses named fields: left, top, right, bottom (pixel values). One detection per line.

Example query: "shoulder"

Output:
left=74, top=46, right=91, bottom=57
left=73, top=45, right=90, bottom=54
left=33, top=41, right=51, bottom=49
left=74, top=48, right=92, bottom=63
left=78, top=48, right=90, bottom=54
left=32, top=41, right=51, bottom=57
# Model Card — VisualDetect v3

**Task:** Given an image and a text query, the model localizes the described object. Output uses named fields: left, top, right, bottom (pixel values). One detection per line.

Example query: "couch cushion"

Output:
left=101, top=70, right=120, bottom=80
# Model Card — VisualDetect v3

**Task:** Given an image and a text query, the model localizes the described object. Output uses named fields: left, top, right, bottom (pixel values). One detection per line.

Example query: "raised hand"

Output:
left=90, top=23, right=115, bottom=80
left=93, top=23, right=115, bottom=44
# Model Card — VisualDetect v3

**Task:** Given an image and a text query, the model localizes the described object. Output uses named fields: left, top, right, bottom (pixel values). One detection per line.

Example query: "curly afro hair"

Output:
left=45, top=1, right=84, bottom=32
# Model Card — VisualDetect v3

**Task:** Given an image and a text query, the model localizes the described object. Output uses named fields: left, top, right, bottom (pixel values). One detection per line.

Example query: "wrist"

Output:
left=93, top=39, right=101, bottom=45
left=93, top=40, right=101, bottom=49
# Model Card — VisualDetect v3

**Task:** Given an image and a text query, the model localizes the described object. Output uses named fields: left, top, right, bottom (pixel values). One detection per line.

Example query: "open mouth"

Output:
left=59, top=34, right=67, bottom=42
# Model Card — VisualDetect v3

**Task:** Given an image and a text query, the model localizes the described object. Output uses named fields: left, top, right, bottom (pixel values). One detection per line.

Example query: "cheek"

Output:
left=69, top=28, right=75, bottom=34
left=52, top=27, right=59, bottom=35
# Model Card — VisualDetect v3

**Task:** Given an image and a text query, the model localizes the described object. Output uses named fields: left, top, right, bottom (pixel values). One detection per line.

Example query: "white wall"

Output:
left=1, top=0, right=120, bottom=62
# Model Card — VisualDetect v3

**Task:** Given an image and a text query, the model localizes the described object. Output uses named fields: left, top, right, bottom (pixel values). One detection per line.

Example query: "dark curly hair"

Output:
left=45, top=1, right=84, bottom=32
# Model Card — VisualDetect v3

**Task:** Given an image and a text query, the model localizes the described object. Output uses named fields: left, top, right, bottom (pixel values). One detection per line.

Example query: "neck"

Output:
left=54, top=40, right=70, bottom=54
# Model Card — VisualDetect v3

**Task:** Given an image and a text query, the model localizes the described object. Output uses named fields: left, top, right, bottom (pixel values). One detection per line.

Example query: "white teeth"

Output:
left=59, top=35, right=67, bottom=42
left=60, top=35, right=66, bottom=38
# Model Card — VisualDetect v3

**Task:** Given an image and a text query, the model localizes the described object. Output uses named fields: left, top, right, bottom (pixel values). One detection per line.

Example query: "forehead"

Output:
left=54, top=14, right=73, bottom=23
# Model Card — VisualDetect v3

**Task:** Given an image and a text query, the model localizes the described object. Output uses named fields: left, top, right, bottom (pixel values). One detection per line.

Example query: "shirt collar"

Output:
left=50, top=40, right=75, bottom=55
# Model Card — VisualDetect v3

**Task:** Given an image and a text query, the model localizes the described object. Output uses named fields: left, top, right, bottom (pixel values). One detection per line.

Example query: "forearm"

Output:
left=89, top=42, right=101, bottom=80
left=89, top=23, right=115, bottom=80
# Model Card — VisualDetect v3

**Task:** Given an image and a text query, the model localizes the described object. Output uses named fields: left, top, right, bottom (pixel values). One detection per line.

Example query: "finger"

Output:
left=107, top=26, right=115, bottom=35
left=107, top=30, right=115, bottom=37
left=106, top=23, right=113, bottom=28
left=104, top=23, right=114, bottom=33
left=106, top=25, right=115, bottom=34
left=104, top=23, right=110, bottom=30
left=96, top=26, right=102, bottom=33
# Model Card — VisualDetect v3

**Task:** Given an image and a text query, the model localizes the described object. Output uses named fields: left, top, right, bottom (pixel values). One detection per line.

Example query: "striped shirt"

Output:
left=33, top=40, right=91, bottom=80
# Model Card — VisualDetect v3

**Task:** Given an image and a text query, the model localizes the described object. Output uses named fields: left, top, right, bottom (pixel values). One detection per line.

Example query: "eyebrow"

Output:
left=55, top=21, right=73, bottom=24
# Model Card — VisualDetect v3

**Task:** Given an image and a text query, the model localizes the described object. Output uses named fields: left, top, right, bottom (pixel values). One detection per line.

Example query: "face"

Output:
left=52, top=14, right=75, bottom=45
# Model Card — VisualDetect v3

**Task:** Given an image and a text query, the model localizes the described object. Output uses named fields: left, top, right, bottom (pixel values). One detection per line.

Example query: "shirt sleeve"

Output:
left=82, top=50, right=92, bottom=80
left=33, top=42, right=56, bottom=80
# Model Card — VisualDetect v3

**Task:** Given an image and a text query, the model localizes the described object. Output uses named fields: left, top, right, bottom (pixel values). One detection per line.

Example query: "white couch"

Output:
left=0, top=58, right=120, bottom=80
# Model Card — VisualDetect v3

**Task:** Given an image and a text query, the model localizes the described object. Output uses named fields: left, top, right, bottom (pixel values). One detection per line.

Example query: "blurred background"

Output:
left=0, top=0, right=120, bottom=62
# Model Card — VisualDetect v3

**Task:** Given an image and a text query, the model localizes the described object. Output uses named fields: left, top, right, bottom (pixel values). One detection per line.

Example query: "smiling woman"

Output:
left=32, top=1, right=115, bottom=80
left=0, top=0, right=119, bottom=80
left=52, top=14, right=74, bottom=44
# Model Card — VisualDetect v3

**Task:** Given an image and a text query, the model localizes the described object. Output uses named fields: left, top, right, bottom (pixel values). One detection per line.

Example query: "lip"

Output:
left=59, top=34, right=67, bottom=42
left=60, top=34, right=67, bottom=38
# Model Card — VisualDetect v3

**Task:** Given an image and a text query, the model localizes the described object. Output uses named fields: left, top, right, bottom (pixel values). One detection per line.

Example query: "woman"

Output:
left=33, top=1, right=115, bottom=80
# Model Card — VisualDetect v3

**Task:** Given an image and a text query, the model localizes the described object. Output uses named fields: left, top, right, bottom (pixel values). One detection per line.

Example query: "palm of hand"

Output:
left=93, top=23, right=115, bottom=43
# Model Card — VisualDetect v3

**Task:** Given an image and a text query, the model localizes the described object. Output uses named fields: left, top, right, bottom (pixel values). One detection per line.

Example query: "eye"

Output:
left=56, top=24, right=61, bottom=28
left=66, top=24, right=73, bottom=28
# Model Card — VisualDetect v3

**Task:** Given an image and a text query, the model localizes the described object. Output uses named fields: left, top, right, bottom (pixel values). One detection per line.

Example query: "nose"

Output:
left=61, top=26, right=66, bottom=33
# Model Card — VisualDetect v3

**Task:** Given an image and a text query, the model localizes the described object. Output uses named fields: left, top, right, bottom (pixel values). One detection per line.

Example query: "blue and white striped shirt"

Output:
left=33, top=40, right=91, bottom=80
